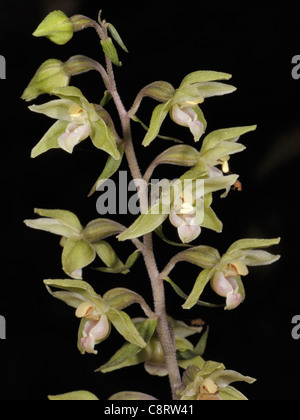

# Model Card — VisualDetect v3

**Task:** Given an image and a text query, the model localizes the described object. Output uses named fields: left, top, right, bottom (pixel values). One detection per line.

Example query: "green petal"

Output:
left=195, top=82, right=237, bottom=98
left=29, top=99, right=74, bottom=121
left=90, top=118, right=120, bottom=159
left=117, top=210, right=169, bottom=241
left=142, top=100, right=173, bottom=147
left=48, top=391, right=99, bottom=401
left=31, top=120, right=68, bottom=158
left=107, top=308, right=147, bottom=347
left=182, top=268, right=216, bottom=309
left=201, top=125, right=257, bottom=153
left=62, top=238, right=96, bottom=278
left=34, top=208, right=83, bottom=232
left=92, top=240, right=128, bottom=274
left=88, top=144, right=124, bottom=196
left=44, top=279, right=109, bottom=312
left=227, top=237, right=281, bottom=254
left=96, top=318, right=157, bottom=373
left=180, top=71, right=232, bottom=87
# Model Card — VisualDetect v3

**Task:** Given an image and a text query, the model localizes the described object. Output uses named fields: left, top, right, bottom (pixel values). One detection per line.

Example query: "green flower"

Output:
left=182, top=237, right=281, bottom=310
left=44, top=279, right=147, bottom=354
left=28, top=86, right=120, bottom=159
left=97, top=318, right=206, bottom=376
left=24, top=208, right=126, bottom=279
left=178, top=362, right=256, bottom=400
left=142, top=71, right=236, bottom=147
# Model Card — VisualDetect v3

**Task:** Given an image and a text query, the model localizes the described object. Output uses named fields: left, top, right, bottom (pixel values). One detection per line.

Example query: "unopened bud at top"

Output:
left=33, top=10, right=74, bottom=45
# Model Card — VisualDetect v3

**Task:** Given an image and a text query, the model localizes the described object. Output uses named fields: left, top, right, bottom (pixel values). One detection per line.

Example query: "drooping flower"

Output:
left=28, top=86, right=120, bottom=159
left=182, top=237, right=281, bottom=310
left=44, top=279, right=147, bottom=356
left=76, top=301, right=110, bottom=355
left=178, top=363, right=256, bottom=400
left=24, top=208, right=126, bottom=279
left=211, top=261, right=248, bottom=310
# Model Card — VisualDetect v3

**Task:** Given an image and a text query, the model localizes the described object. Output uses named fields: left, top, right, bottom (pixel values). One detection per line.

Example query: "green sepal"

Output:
left=202, top=206, right=223, bottom=233
left=201, top=125, right=257, bottom=153
left=92, top=240, right=129, bottom=274
left=94, top=248, right=140, bottom=274
left=30, top=120, right=68, bottom=158
left=48, top=391, right=99, bottom=401
left=165, top=277, right=222, bottom=308
left=90, top=117, right=120, bottom=159
left=117, top=204, right=169, bottom=241
left=179, top=71, right=232, bottom=88
left=22, top=59, right=70, bottom=102
left=33, top=10, right=74, bottom=45
left=96, top=318, right=157, bottom=373
left=25, top=208, right=82, bottom=234
left=62, top=237, right=95, bottom=279
left=43, top=279, right=109, bottom=313
left=226, top=237, right=281, bottom=254
left=88, top=144, right=124, bottom=196
left=106, top=308, right=147, bottom=348
left=142, top=100, right=173, bottom=147
left=182, top=268, right=216, bottom=310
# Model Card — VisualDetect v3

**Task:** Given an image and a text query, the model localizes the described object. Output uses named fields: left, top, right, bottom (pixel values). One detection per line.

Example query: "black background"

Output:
left=1, top=0, right=299, bottom=400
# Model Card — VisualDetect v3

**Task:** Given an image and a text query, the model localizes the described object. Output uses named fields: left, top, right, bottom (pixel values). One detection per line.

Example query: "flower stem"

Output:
left=104, top=47, right=182, bottom=399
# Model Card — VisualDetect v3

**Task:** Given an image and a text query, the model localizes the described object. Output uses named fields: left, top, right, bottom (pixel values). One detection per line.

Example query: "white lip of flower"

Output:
left=58, top=103, right=91, bottom=153
left=76, top=301, right=110, bottom=355
left=211, top=262, right=248, bottom=310
left=170, top=190, right=203, bottom=244
left=170, top=104, right=204, bottom=142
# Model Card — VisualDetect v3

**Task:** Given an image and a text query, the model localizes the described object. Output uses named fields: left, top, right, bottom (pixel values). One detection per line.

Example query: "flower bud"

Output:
left=21, top=59, right=70, bottom=102
left=33, top=10, right=74, bottom=45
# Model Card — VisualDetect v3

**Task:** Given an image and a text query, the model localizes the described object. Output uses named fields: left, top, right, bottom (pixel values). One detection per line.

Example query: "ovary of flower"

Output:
left=170, top=103, right=204, bottom=142
left=76, top=302, right=110, bottom=355
left=58, top=103, right=91, bottom=153
left=211, top=261, right=248, bottom=310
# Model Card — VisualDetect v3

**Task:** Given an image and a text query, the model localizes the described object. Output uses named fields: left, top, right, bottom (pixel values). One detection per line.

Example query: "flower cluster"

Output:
left=22, top=9, right=281, bottom=402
